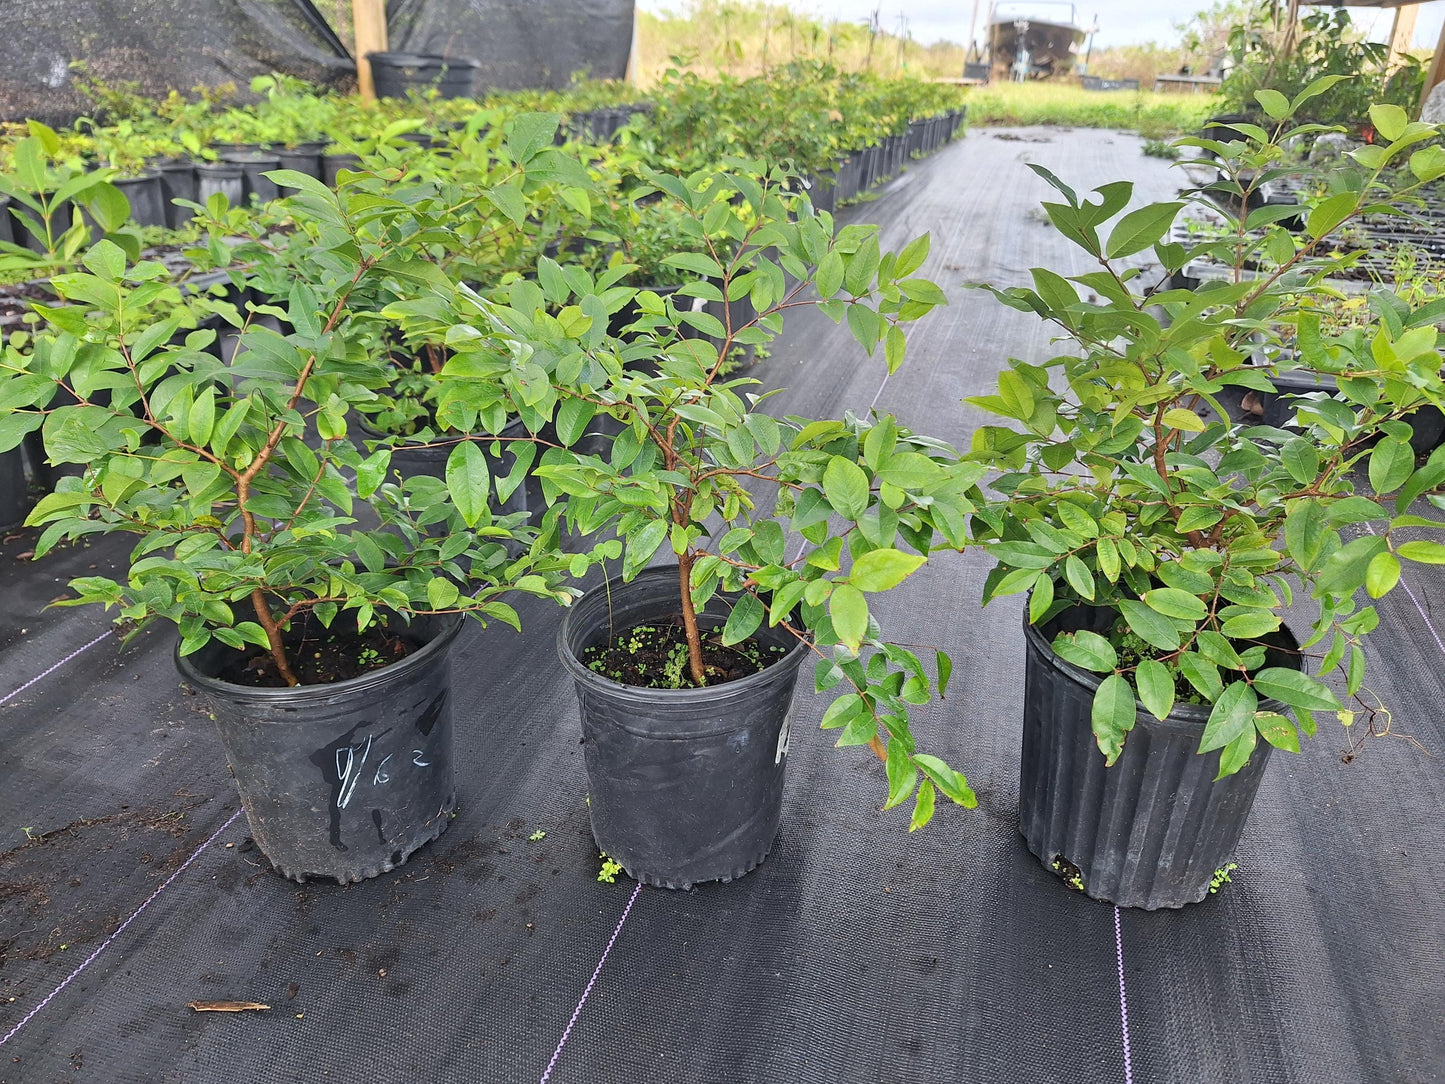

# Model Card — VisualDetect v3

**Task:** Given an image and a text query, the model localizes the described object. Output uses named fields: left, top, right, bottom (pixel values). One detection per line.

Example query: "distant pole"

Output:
left=352, top=0, right=388, bottom=102
left=1387, top=4, right=1419, bottom=71
left=967, top=0, right=983, bottom=61
left=1424, top=15, right=1445, bottom=114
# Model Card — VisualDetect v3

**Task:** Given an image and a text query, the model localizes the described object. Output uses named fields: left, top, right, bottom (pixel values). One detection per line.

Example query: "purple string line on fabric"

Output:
left=0, top=629, right=114, bottom=709
left=539, top=880, right=643, bottom=1084
left=0, top=807, right=243, bottom=1047
left=1113, top=905, right=1135, bottom=1084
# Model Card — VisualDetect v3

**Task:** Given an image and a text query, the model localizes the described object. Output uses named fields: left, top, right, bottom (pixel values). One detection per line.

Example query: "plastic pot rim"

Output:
left=557, top=567, right=811, bottom=708
left=1022, top=602, right=1297, bottom=728
left=176, top=610, right=465, bottom=707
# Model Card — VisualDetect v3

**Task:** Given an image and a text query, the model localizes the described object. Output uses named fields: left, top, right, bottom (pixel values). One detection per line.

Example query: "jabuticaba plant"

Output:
left=1, top=170, right=577, bottom=685
left=967, top=84, right=1445, bottom=775
left=391, top=161, right=986, bottom=829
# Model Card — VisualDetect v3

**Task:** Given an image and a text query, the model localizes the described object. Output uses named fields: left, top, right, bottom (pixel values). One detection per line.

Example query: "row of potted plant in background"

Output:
left=2, top=88, right=1440, bottom=910
left=0, top=62, right=966, bottom=229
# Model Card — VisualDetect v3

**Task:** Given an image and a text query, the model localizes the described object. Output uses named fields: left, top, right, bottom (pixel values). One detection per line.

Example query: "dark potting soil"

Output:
left=216, top=619, right=418, bottom=687
left=583, top=618, right=788, bottom=689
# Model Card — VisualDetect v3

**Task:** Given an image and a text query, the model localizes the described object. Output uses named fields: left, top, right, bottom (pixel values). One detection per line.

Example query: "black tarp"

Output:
left=386, top=0, right=635, bottom=90
left=0, top=1, right=354, bottom=125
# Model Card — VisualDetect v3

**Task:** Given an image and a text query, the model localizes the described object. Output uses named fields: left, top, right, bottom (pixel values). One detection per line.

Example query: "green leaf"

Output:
left=1369, top=103, right=1409, bottom=142
left=506, top=111, right=561, bottom=162
left=555, top=397, right=595, bottom=447
left=1134, top=659, right=1175, bottom=722
left=1104, top=202, right=1182, bottom=259
left=908, top=778, right=936, bottom=832
left=1397, top=540, right=1445, bottom=564
left=622, top=517, right=669, bottom=580
left=1251, top=667, right=1342, bottom=711
left=1052, top=629, right=1117, bottom=672
left=822, top=457, right=870, bottom=520
left=1216, top=725, right=1257, bottom=779
left=829, top=583, right=869, bottom=652
left=1254, top=89, right=1290, bottom=120
left=1028, top=575, right=1054, bottom=624
left=1281, top=437, right=1319, bottom=485
left=1368, top=438, right=1413, bottom=494
left=1219, top=612, right=1280, bottom=639
left=1161, top=408, right=1205, bottom=433
left=883, top=737, right=918, bottom=810
left=1141, top=587, right=1207, bottom=621
left=721, top=592, right=764, bottom=646
left=815, top=249, right=844, bottom=298
left=1255, top=712, right=1300, bottom=753
left=1064, top=554, right=1095, bottom=601
left=1091, top=673, right=1137, bottom=765
left=427, top=577, right=460, bottom=611
left=1365, top=551, right=1401, bottom=598
left=850, top=548, right=926, bottom=592
left=1178, top=651, right=1223, bottom=701
left=895, top=233, right=930, bottom=278
left=1306, top=192, right=1358, bottom=241
left=1198, top=680, right=1258, bottom=753
left=445, top=441, right=490, bottom=528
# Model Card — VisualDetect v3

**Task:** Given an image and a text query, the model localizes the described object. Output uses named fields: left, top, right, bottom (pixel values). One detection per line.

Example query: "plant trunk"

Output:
left=251, top=589, right=300, bottom=687
left=677, top=551, right=708, bottom=686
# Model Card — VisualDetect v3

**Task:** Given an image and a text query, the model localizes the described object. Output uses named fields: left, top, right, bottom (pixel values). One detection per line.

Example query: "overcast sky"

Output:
left=638, top=0, right=1445, bottom=52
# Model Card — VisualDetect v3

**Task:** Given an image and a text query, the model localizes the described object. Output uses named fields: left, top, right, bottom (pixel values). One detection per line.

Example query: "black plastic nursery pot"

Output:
left=1019, top=604, right=1299, bottom=910
left=368, top=51, right=480, bottom=100
left=220, top=150, right=283, bottom=205
left=275, top=142, right=327, bottom=181
left=0, top=195, right=13, bottom=247
left=323, top=152, right=363, bottom=187
left=0, top=446, right=28, bottom=530
left=111, top=173, right=167, bottom=228
left=151, top=159, right=199, bottom=229
left=195, top=161, right=246, bottom=206
left=558, top=567, right=809, bottom=890
left=176, top=612, right=463, bottom=883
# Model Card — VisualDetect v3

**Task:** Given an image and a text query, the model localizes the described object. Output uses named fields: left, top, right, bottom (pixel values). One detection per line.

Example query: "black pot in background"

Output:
left=274, top=142, right=327, bottom=181
left=368, top=51, right=480, bottom=100
left=1019, top=604, right=1298, bottom=909
left=0, top=447, right=28, bottom=530
left=219, top=150, right=283, bottom=205
left=0, top=195, right=13, bottom=247
left=111, top=173, right=167, bottom=228
left=195, top=161, right=246, bottom=207
left=176, top=612, right=463, bottom=883
left=323, top=152, right=364, bottom=187
left=558, top=567, right=808, bottom=889
left=151, top=159, right=199, bottom=228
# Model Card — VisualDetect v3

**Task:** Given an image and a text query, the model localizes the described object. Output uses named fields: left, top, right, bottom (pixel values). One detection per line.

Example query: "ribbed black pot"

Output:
left=1020, top=604, right=1297, bottom=909
left=368, top=51, right=480, bottom=100
left=176, top=612, right=462, bottom=883
left=558, top=567, right=808, bottom=889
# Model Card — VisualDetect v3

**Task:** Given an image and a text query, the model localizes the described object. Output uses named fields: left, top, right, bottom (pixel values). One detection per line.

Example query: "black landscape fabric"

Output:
left=386, top=0, right=635, bottom=90
left=0, top=131, right=1441, bottom=1083
left=0, top=1, right=354, bottom=125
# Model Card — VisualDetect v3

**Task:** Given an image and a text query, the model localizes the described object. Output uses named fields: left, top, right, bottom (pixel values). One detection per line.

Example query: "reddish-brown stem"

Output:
left=250, top=588, right=299, bottom=686
left=677, top=549, right=707, bottom=686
